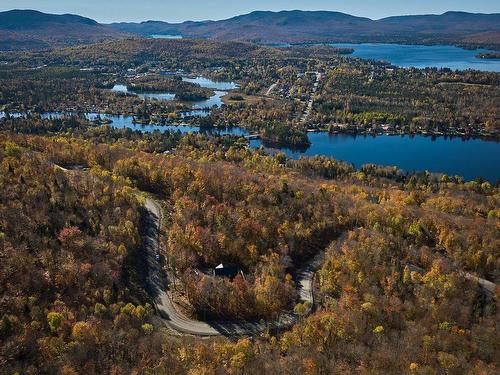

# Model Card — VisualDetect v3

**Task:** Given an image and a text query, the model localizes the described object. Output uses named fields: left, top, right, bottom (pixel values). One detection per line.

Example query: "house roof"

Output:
left=214, top=263, right=239, bottom=277
left=215, top=263, right=237, bottom=269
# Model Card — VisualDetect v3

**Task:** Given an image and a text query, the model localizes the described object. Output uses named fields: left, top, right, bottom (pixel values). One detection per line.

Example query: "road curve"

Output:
left=143, top=196, right=322, bottom=336
left=54, top=165, right=497, bottom=336
left=52, top=164, right=323, bottom=336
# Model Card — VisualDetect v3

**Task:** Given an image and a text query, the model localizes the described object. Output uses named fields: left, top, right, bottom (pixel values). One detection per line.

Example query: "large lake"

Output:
left=251, top=133, right=500, bottom=182
left=1, top=111, right=498, bottom=181
left=331, top=43, right=500, bottom=72
left=2, top=71, right=499, bottom=182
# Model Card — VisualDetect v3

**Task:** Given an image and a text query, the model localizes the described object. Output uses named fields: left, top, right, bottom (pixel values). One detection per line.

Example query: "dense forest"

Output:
left=0, top=114, right=498, bottom=373
left=0, top=36, right=498, bottom=374
left=311, top=65, right=500, bottom=136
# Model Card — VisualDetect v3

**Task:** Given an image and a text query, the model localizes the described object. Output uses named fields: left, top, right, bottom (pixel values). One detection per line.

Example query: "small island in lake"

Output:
left=476, top=52, right=500, bottom=59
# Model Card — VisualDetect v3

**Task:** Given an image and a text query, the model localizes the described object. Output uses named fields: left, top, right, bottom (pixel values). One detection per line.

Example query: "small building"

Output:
left=214, top=263, right=240, bottom=278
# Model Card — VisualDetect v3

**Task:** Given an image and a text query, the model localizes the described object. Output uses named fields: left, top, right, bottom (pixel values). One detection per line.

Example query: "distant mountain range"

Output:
left=111, top=10, right=500, bottom=49
left=1, top=9, right=499, bottom=51
left=0, top=9, right=124, bottom=50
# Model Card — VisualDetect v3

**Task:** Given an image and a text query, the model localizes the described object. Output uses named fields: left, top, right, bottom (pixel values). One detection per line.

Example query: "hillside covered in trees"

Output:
left=2, top=9, right=498, bottom=51
left=0, top=23, right=498, bottom=375
left=0, top=115, right=498, bottom=374
left=0, top=10, right=126, bottom=51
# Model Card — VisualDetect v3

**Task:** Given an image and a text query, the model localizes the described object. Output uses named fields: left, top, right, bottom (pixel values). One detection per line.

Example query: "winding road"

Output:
left=145, top=195, right=497, bottom=337
left=143, top=196, right=322, bottom=336
left=55, top=165, right=497, bottom=337
left=53, top=163, right=323, bottom=336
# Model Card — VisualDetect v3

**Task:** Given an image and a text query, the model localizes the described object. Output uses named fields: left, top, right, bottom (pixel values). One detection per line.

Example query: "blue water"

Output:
left=331, top=43, right=500, bottom=72
left=93, top=113, right=247, bottom=136
left=1, top=111, right=498, bottom=181
left=251, top=133, right=500, bottom=182
left=110, top=84, right=176, bottom=101
left=138, top=92, right=176, bottom=101
left=182, top=77, right=237, bottom=109
left=182, top=77, right=238, bottom=90
left=150, top=34, right=183, bottom=39
left=0, top=112, right=246, bottom=137
left=111, top=77, right=237, bottom=109
left=191, top=91, right=226, bottom=109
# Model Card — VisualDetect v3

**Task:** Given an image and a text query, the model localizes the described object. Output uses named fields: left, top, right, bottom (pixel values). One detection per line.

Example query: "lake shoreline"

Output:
left=2, top=112, right=498, bottom=182
left=328, top=42, right=500, bottom=72
left=269, top=40, right=500, bottom=55
left=2, top=110, right=499, bottom=142
left=324, top=127, right=500, bottom=142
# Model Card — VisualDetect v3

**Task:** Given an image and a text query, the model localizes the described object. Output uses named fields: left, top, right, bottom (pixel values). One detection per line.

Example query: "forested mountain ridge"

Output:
left=1, top=9, right=499, bottom=51
left=0, top=10, right=127, bottom=50
left=0, top=9, right=99, bottom=29
left=111, top=10, right=500, bottom=49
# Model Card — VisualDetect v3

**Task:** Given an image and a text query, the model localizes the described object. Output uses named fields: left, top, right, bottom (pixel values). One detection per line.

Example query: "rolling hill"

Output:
left=111, top=10, right=500, bottom=49
left=0, top=9, right=499, bottom=51
left=0, top=9, right=126, bottom=50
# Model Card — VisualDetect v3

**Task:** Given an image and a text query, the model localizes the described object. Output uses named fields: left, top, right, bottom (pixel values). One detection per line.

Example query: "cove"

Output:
left=110, top=76, right=238, bottom=110
left=330, top=43, right=500, bottom=72
left=1, top=113, right=498, bottom=182
left=251, top=133, right=500, bottom=182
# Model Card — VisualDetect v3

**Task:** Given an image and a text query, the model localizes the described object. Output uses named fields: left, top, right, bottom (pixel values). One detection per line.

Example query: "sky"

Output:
left=0, top=0, right=499, bottom=23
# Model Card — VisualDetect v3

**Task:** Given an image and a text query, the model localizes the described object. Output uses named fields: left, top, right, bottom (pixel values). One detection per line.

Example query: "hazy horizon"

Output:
left=0, top=0, right=499, bottom=23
